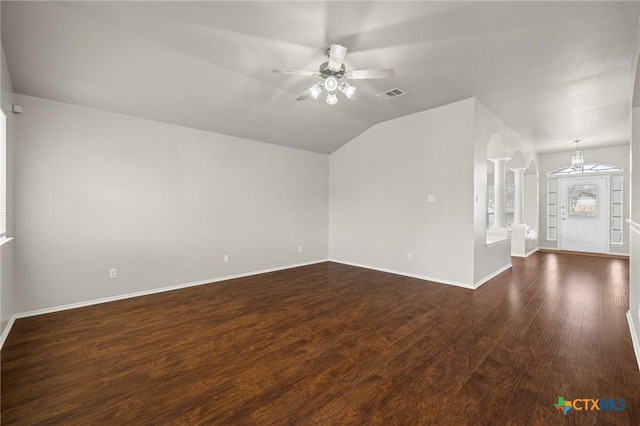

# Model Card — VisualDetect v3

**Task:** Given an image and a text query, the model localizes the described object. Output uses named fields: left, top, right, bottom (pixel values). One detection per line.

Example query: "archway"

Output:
left=486, top=134, right=509, bottom=230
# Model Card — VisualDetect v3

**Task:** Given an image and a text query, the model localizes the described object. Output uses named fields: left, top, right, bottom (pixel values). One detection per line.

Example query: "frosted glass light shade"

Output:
left=571, top=152, right=583, bottom=170
left=324, top=76, right=338, bottom=92
left=310, top=84, right=322, bottom=99
left=340, top=82, right=356, bottom=99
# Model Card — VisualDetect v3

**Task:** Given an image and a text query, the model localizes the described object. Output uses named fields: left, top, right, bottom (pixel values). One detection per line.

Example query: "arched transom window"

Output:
left=548, top=164, right=623, bottom=176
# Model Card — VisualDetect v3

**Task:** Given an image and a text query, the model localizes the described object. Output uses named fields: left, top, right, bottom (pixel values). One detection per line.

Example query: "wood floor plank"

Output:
left=3, top=254, right=640, bottom=424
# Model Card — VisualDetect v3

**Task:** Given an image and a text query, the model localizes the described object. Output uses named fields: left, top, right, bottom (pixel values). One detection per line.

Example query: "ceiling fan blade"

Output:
left=327, top=44, right=348, bottom=72
left=272, top=68, right=319, bottom=77
left=346, top=68, right=396, bottom=79
left=296, top=83, right=322, bottom=101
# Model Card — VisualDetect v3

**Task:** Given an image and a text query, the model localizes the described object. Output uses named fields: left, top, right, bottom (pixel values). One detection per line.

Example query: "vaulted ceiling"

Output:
left=2, top=1, right=640, bottom=154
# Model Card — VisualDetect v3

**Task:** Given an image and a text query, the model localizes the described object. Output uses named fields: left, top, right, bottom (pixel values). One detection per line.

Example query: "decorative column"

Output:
left=509, top=166, right=528, bottom=257
left=490, top=158, right=509, bottom=229
left=511, top=167, right=526, bottom=225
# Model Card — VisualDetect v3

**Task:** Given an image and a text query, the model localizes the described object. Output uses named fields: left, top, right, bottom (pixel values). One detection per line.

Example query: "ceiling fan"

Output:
left=272, top=44, right=395, bottom=105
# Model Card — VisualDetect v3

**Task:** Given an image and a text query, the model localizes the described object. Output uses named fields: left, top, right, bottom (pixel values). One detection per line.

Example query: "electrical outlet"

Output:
left=224, top=254, right=230, bottom=263
left=407, top=252, right=413, bottom=261
left=109, top=268, right=117, bottom=279
left=427, top=194, right=436, bottom=203
left=298, top=245, right=303, bottom=253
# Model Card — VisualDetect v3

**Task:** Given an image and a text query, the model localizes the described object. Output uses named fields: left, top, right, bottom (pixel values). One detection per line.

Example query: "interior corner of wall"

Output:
left=1, top=45, right=15, bottom=95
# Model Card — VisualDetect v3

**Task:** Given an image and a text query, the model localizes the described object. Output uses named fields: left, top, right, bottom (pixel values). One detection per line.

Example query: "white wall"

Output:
left=524, top=171, right=540, bottom=255
left=538, top=145, right=630, bottom=255
left=5, top=93, right=541, bottom=319
left=633, top=108, right=640, bottom=217
left=627, top=16, right=640, bottom=370
left=524, top=174, right=539, bottom=229
left=13, top=94, right=328, bottom=312
left=630, top=107, right=640, bottom=361
left=472, top=99, right=538, bottom=283
left=1, top=42, right=16, bottom=335
left=329, top=98, right=476, bottom=287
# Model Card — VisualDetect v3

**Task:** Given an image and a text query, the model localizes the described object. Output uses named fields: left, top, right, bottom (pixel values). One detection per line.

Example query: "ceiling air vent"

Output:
left=376, top=88, right=405, bottom=100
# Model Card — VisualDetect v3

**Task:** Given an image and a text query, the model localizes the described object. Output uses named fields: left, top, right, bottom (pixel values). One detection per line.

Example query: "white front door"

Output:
left=559, top=177, right=608, bottom=253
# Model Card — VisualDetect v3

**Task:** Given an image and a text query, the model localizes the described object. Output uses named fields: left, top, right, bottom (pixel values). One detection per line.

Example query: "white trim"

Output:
left=486, top=228, right=511, bottom=247
left=0, top=237, right=13, bottom=248
left=328, top=259, right=477, bottom=289
left=329, top=259, right=513, bottom=290
left=512, top=247, right=540, bottom=258
left=0, top=315, right=16, bottom=350
left=473, top=263, right=512, bottom=288
left=547, top=178, right=558, bottom=241
left=547, top=163, right=624, bottom=177
left=525, top=247, right=540, bottom=257
left=13, top=259, right=328, bottom=320
left=486, top=236, right=509, bottom=247
left=626, top=311, right=640, bottom=371
left=627, top=219, right=640, bottom=233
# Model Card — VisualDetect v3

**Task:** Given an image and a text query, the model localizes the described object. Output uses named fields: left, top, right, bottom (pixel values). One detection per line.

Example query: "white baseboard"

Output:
left=512, top=247, right=540, bottom=258
left=627, top=311, right=640, bottom=372
left=525, top=247, right=540, bottom=257
left=11, top=259, right=329, bottom=322
left=328, top=259, right=476, bottom=289
left=0, top=315, right=17, bottom=350
left=473, top=263, right=512, bottom=288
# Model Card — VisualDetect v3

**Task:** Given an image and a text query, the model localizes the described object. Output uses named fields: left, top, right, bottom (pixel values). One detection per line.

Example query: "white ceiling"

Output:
left=2, top=1, right=640, bottom=154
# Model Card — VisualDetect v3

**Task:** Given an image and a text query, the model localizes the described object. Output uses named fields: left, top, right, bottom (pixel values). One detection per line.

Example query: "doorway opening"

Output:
left=547, top=164, right=624, bottom=254
left=558, top=176, right=608, bottom=253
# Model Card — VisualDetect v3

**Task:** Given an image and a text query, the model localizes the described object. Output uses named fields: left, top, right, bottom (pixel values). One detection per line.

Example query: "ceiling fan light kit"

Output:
left=324, top=76, right=338, bottom=92
left=273, top=44, right=395, bottom=105
left=309, top=84, right=322, bottom=99
left=340, top=81, right=356, bottom=99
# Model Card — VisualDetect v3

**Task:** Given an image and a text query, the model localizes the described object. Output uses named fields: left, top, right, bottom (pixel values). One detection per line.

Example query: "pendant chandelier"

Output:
left=571, top=140, right=584, bottom=170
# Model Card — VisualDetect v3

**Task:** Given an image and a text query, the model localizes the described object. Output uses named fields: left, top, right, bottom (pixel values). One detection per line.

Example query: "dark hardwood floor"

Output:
left=2, top=252, right=640, bottom=425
